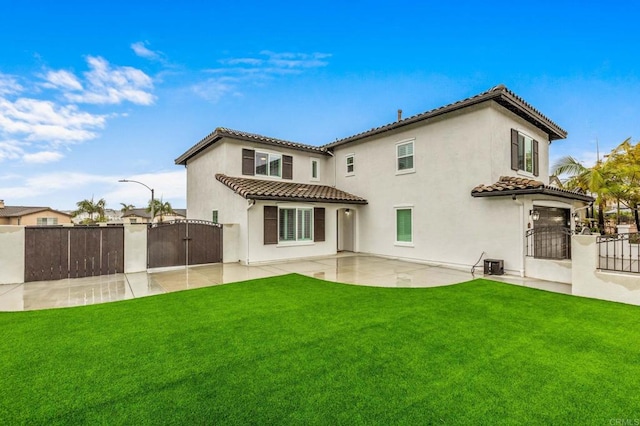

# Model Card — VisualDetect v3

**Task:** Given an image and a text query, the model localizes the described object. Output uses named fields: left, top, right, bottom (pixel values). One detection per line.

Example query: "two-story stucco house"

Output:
left=175, top=85, right=592, bottom=282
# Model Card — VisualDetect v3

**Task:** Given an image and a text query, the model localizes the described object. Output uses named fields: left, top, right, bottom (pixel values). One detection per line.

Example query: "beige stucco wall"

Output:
left=0, top=226, right=25, bottom=284
left=572, top=235, right=640, bottom=306
left=330, top=102, right=552, bottom=274
left=1, top=210, right=72, bottom=226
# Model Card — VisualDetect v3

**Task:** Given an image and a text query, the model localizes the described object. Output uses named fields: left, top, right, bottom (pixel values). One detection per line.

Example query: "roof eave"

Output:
left=471, top=188, right=593, bottom=202
left=246, top=195, right=368, bottom=204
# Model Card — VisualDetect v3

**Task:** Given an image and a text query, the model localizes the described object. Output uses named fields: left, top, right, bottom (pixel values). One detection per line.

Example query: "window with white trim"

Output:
left=256, top=151, right=282, bottom=177
left=346, top=154, right=355, bottom=175
left=279, top=207, right=313, bottom=242
left=518, top=133, right=534, bottom=173
left=395, top=208, right=412, bottom=244
left=311, top=158, right=319, bottom=181
left=37, top=217, right=58, bottom=225
left=212, top=210, right=219, bottom=224
left=396, top=140, right=414, bottom=173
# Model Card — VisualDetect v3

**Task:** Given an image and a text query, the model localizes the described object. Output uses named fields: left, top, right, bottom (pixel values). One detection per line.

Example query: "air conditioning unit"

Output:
left=484, top=259, right=504, bottom=275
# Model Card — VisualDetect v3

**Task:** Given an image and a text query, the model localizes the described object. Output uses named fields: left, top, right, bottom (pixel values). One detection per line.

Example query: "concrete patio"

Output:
left=0, top=254, right=571, bottom=311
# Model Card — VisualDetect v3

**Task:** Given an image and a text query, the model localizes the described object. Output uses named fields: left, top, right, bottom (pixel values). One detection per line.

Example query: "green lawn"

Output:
left=1, top=274, right=639, bottom=424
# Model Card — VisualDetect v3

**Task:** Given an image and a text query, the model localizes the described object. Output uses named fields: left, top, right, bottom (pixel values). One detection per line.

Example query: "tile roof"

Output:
left=175, top=127, right=327, bottom=165
left=215, top=174, right=368, bottom=204
left=322, top=84, right=567, bottom=149
left=0, top=206, right=71, bottom=218
left=471, top=176, right=594, bottom=202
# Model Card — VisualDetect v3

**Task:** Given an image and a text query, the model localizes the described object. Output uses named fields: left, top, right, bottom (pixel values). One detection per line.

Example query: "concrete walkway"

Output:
left=0, top=254, right=571, bottom=311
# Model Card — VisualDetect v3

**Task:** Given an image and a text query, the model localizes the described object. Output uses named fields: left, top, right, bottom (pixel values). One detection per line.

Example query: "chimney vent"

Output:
left=0, top=200, right=4, bottom=208
left=397, top=109, right=402, bottom=122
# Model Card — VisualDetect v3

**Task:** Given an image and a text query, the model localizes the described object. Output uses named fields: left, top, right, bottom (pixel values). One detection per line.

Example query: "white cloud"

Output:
left=23, top=150, right=64, bottom=163
left=197, top=50, right=331, bottom=103
left=64, top=56, right=155, bottom=105
left=42, top=70, right=83, bottom=91
left=0, top=140, right=24, bottom=161
left=0, top=97, right=105, bottom=143
left=131, top=41, right=162, bottom=61
left=0, top=73, right=23, bottom=95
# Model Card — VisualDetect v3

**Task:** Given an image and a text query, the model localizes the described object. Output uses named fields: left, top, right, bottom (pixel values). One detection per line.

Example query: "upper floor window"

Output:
left=242, top=148, right=293, bottom=179
left=212, top=210, right=219, bottom=224
left=311, top=158, right=319, bottom=181
left=511, top=129, right=539, bottom=176
left=346, top=154, right=355, bottom=176
left=256, top=151, right=281, bottom=177
left=396, top=140, right=415, bottom=173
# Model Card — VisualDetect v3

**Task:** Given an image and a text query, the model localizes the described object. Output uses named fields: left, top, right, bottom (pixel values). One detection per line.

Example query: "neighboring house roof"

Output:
left=0, top=206, right=72, bottom=218
left=215, top=174, right=368, bottom=204
left=471, top=176, right=594, bottom=202
left=175, top=127, right=328, bottom=165
left=323, top=84, right=567, bottom=149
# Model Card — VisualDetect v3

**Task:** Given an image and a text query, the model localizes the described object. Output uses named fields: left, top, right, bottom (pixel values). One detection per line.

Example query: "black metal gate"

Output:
left=147, top=220, right=222, bottom=268
left=24, top=226, right=124, bottom=282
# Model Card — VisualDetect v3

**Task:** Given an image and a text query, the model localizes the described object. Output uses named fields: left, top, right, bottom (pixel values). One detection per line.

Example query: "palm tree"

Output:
left=74, top=196, right=107, bottom=223
left=120, top=203, right=135, bottom=214
left=605, top=138, right=640, bottom=229
left=147, top=198, right=174, bottom=223
left=551, top=156, right=611, bottom=233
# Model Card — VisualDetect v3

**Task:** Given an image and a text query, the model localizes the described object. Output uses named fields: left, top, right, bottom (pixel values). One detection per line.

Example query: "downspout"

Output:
left=512, top=195, right=525, bottom=277
left=246, top=199, right=255, bottom=265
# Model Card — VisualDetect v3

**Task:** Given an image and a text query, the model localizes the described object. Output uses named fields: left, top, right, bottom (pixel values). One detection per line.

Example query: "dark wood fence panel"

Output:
left=148, top=221, right=222, bottom=268
left=24, top=226, right=124, bottom=282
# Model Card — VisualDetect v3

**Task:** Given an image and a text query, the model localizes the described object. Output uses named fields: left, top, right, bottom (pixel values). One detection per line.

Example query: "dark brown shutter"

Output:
left=510, top=129, right=519, bottom=171
left=242, top=149, right=255, bottom=176
left=264, top=206, right=278, bottom=245
left=314, top=207, right=325, bottom=242
left=533, top=139, right=539, bottom=176
left=282, top=155, right=293, bottom=179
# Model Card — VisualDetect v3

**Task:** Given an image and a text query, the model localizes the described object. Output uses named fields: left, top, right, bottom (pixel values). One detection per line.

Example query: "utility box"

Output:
left=484, top=259, right=504, bottom=275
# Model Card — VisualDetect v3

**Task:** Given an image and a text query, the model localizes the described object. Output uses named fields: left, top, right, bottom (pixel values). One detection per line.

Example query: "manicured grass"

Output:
left=1, top=275, right=640, bottom=424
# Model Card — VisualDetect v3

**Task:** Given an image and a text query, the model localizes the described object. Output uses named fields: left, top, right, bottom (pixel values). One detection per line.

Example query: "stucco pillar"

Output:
left=0, top=226, right=25, bottom=284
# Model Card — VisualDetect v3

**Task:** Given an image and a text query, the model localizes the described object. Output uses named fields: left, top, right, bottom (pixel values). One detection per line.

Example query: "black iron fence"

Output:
left=525, top=226, right=572, bottom=260
left=597, top=232, right=640, bottom=273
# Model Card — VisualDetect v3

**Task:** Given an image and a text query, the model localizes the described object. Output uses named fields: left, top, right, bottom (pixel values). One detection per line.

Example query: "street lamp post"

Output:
left=118, top=179, right=155, bottom=224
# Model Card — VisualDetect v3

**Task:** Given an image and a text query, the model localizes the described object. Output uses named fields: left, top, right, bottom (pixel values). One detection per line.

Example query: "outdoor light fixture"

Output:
left=572, top=212, right=580, bottom=220
left=119, top=179, right=155, bottom=223
left=530, top=209, right=540, bottom=221
left=345, top=208, right=351, bottom=216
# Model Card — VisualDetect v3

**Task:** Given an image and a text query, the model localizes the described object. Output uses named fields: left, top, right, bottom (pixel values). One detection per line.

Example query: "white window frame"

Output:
left=394, top=205, right=414, bottom=246
left=278, top=206, right=314, bottom=244
left=516, top=131, right=534, bottom=176
left=37, top=217, right=58, bottom=225
left=212, top=210, right=219, bottom=224
left=396, top=139, right=415, bottom=175
left=345, top=154, right=355, bottom=176
left=310, top=158, right=320, bottom=181
left=255, top=151, right=282, bottom=178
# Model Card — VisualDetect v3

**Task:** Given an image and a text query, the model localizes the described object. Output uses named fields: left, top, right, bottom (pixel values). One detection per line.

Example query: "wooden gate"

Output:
left=147, top=220, right=222, bottom=268
left=24, top=226, right=124, bottom=282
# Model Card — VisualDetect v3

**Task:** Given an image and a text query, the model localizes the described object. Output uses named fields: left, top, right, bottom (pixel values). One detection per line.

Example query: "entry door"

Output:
left=533, top=207, right=570, bottom=259
left=337, top=209, right=355, bottom=252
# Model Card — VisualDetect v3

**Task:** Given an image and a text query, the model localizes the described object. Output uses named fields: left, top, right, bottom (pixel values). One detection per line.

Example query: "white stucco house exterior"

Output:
left=175, top=85, right=593, bottom=282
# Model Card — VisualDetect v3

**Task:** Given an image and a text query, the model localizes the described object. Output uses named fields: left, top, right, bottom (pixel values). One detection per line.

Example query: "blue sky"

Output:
left=1, top=0, right=639, bottom=211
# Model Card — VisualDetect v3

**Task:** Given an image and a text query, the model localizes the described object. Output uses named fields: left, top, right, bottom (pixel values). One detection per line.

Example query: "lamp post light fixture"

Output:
left=118, top=179, right=155, bottom=224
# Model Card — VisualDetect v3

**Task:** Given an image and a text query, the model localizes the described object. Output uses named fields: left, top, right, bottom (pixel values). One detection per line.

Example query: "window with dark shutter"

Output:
left=282, top=155, right=293, bottom=179
left=533, top=139, right=539, bottom=176
left=264, top=206, right=278, bottom=244
left=242, top=149, right=255, bottom=176
left=510, top=129, right=519, bottom=171
left=314, top=207, right=325, bottom=242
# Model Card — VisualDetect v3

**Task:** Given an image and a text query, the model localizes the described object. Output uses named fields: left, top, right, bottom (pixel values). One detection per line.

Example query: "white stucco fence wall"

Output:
left=123, top=225, right=147, bottom=273
left=572, top=235, right=640, bottom=306
left=0, top=226, right=25, bottom=285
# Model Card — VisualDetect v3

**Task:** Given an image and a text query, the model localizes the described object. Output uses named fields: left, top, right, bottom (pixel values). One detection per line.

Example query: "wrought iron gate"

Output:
left=147, top=220, right=222, bottom=268
left=24, top=226, right=124, bottom=282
